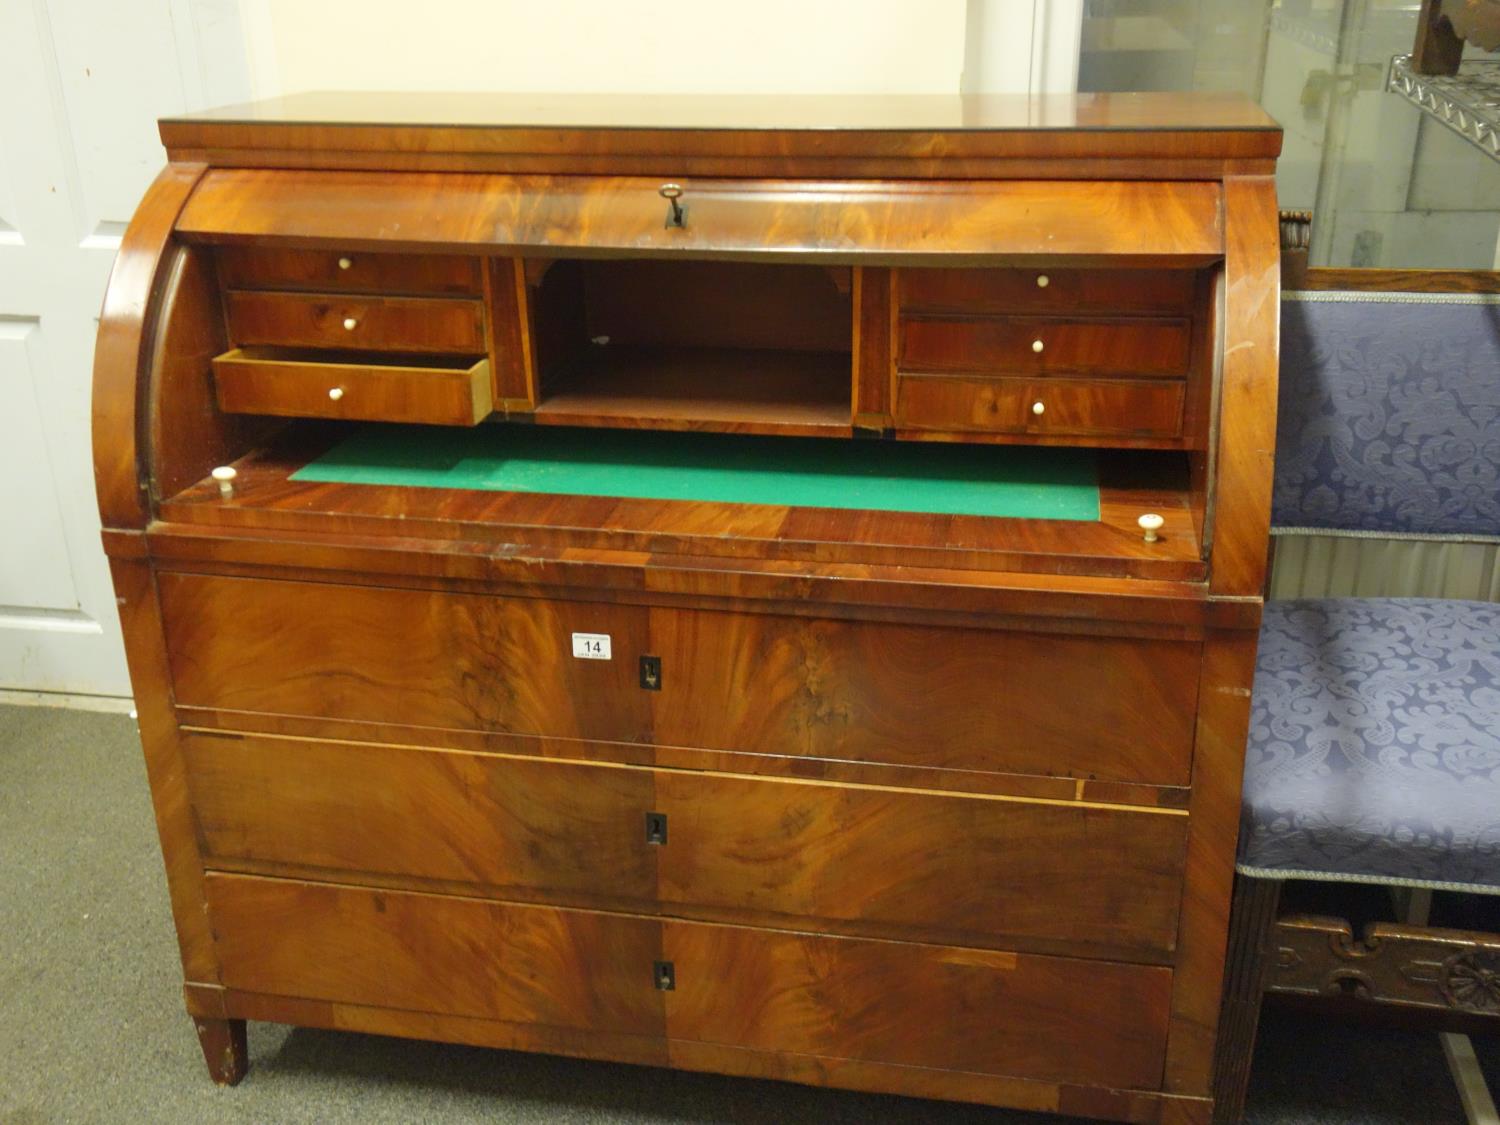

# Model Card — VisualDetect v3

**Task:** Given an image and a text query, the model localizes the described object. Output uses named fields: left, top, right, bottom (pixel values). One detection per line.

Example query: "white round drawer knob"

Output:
left=1031, top=339, right=1044, bottom=353
left=210, top=465, right=237, bottom=500
left=328, top=386, right=345, bottom=401
left=337, top=256, right=353, bottom=270
left=1031, top=400, right=1046, bottom=416
left=1036, top=274, right=1050, bottom=288
left=1138, top=513, right=1165, bottom=543
left=342, top=316, right=358, bottom=331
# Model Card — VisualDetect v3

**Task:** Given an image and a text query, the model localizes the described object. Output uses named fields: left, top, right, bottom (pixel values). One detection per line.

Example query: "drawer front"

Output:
left=185, top=732, right=1188, bottom=956
left=206, top=873, right=1173, bottom=1090
left=160, top=574, right=1199, bottom=785
left=897, top=374, right=1184, bottom=439
left=900, top=315, right=1190, bottom=378
left=1029, top=378, right=1184, bottom=438
left=224, top=290, right=485, bottom=353
left=213, top=349, right=492, bottom=425
left=216, top=247, right=483, bottom=295
left=899, top=267, right=1199, bottom=316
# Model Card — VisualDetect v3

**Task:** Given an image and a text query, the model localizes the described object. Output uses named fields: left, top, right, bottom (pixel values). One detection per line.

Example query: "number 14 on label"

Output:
left=571, top=632, right=612, bottom=660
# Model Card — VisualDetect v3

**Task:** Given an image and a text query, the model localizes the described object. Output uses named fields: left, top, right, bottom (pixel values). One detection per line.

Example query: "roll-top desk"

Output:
left=93, top=93, right=1282, bottom=1124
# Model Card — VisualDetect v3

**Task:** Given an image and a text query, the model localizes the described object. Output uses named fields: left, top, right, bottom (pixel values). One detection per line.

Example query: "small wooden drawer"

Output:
left=213, top=348, right=492, bottom=425
left=224, top=290, right=485, bottom=354
left=900, top=315, right=1191, bottom=378
left=159, top=574, right=1201, bottom=786
left=1028, top=378, right=1184, bottom=438
left=206, top=873, right=1174, bottom=1090
left=184, top=732, right=1188, bottom=957
left=217, top=247, right=483, bottom=295
left=899, top=267, right=1198, bottom=316
left=898, top=374, right=1184, bottom=439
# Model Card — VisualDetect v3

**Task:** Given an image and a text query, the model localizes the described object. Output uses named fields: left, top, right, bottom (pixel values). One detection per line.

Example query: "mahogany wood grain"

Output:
left=93, top=163, right=206, bottom=528
left=177, top=712, right=1192, bottom=811
left=213, top=348, right=492, bottom=425
left=896, top=374, right=1185, bottom=441
left=192, top=1017, right=247, bottom=1085
left=142, top=521, right=1237, bottom=634
left=851, top=267, right=893, bottom=427
left=900, top=316, right=1191, bottom=378
left=184, top=731, right=1188, bottom=958
left=217, top=985, right=1210, bottom=1120
left=205, top=873, right=1174, bottom=1090
left=159, top=572, right=654, bottom=743
left=144, top=246, right=270, bottom=505
left=158, top=90, right=1281, bottom=181
left=177, top=172, right=1225, bottom=264
left=1029, top=378, right=1186, bottom=439
left=158, top=573, right=1202, bottom=785
left=647, top=603, right=1200, bottom=785
left=1300, top=266, right=1500, bottom=294
left=486, top=256, right=539, bottom=409
left=533, top=347, right=852, bottom=435
left=108, top=555, right=222, bottom=983
left=1164, top=631, right=1260, bottom=1095
left=223, top=290, right=485, bottom=354
left=1207, top=177, right=1279, bottom=598
left=899, top=266, right=1200, bottom=316
left=215, top=245, right=481, bottom=295
left=154, top=442, right=1208, bottom=584
left=96, top=96, right=1282, bottom=1115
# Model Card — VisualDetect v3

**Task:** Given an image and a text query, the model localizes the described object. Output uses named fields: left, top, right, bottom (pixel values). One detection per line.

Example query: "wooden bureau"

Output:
left=93, top=92, right=1281, bottom=1124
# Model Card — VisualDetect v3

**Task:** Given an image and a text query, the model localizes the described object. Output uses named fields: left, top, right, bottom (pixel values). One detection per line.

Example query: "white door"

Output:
left=0, top=0, right=251, bottom=698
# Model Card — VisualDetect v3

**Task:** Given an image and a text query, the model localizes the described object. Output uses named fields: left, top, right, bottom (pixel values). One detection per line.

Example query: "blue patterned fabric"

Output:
left=1274, top=296, right=1500, bottom=538
left=1239, top=598, right=1500, bottom=890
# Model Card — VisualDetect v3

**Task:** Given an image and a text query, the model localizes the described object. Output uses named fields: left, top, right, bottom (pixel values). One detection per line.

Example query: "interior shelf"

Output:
left=532, top=346, right=853, bottom=435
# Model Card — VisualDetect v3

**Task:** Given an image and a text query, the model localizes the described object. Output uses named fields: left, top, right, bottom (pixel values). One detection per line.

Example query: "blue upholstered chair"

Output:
left=1214, top=287, right=1500, bottom=1124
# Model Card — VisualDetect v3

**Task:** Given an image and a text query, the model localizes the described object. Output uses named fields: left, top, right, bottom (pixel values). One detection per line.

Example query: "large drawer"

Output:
left=205, top=873, right=1173, bottom=1090
left=224, top=290, right=485, bottom=353
left=159, top=573, right=1200, bottom=786
left=184, top=732, right=1188, bottom=956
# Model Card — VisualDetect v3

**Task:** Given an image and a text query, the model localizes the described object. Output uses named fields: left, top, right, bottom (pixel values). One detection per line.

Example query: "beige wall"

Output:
left=245, top=0, right=983, bottom=97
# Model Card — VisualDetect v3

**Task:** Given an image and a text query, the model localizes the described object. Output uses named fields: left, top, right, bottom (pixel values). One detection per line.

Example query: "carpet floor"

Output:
left=1, top=702, right=1495, bottom=1124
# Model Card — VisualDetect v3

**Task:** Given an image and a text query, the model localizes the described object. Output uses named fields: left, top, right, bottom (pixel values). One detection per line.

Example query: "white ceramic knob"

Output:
left=337, top=256, right=353, bottom=270
left=1031, top=401, right=1046, bottom=416
left=1138, top=513, right=1165, bottom=543
left=1031, top=339, right=1044, bottom=353
left=1036, top=274, right=1050, bottom=288
left=328, top=386, right=345, bottom=401
left=342, top=316, right=358, bottom=331
left=211, top=465, right=237, bottom=500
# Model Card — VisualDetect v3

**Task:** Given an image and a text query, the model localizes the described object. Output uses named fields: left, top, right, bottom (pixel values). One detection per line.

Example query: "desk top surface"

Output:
left=164, top=90, right=1280, bottom=134
left=158, top=91, right=1281, bottom=173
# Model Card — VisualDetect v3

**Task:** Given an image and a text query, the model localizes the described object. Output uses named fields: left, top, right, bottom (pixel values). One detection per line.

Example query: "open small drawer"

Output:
left=212, top=347, right=493, bottom=426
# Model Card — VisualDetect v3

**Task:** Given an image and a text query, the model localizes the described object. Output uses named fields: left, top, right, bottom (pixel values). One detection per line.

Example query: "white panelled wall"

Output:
left=0, top=0, right=250, bottom=701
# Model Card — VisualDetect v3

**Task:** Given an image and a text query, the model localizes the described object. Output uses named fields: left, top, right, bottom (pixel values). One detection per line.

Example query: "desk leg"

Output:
left=193, top=1016, right=248, bottom=1086
left=1212, top=875, right=1282, bottom=1124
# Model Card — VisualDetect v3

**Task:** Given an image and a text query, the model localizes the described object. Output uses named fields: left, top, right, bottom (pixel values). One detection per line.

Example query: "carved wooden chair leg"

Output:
left=193, top=1016, right=248, bottom=1085
left=1212, top=875, right=1282, bottom=1125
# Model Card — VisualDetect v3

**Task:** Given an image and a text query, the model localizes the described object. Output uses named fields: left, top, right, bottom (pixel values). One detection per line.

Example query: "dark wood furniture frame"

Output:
left=94, top=93, right=1284, bottom=1124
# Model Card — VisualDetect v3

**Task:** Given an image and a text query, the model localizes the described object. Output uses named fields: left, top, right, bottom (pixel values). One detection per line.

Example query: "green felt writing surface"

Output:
left=293, top=425, right=1101, bottom=522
